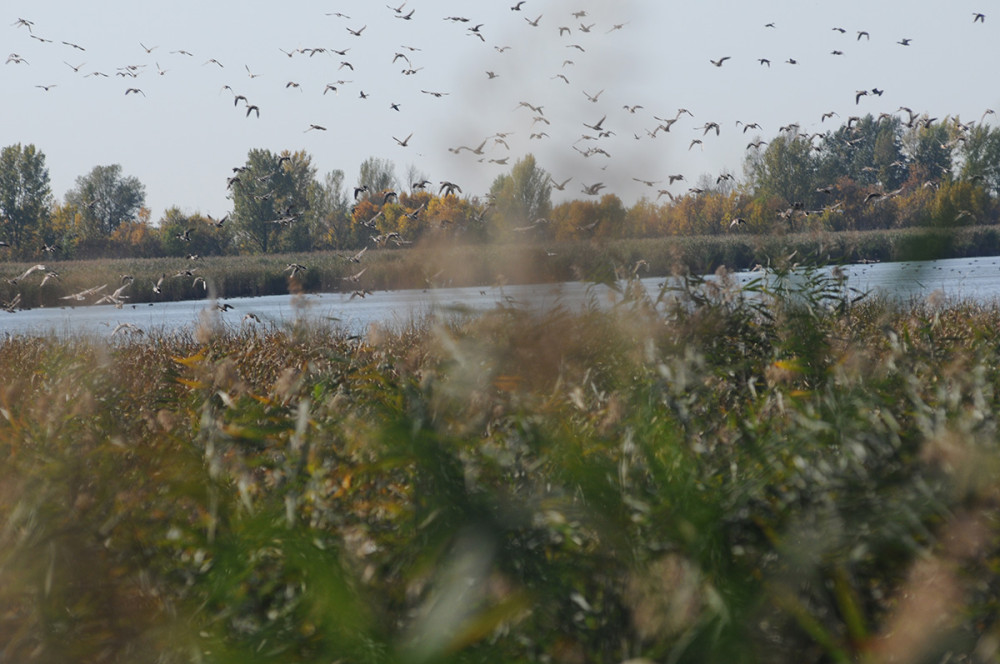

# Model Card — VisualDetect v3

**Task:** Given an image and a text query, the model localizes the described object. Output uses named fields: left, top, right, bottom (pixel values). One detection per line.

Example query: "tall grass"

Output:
left=1, top=258, right=1000, bottom=662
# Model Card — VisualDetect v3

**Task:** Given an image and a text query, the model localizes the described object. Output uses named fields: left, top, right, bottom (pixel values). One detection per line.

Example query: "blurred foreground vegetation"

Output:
left=2, top=262, right=1000, bottom=663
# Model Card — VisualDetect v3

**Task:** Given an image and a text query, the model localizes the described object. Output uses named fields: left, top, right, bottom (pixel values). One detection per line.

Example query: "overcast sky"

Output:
left=3, top=0, right=997, bottom=221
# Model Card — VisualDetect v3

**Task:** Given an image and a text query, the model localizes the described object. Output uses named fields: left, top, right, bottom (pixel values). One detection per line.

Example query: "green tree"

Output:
left=901, top=120, right=953, bottom=183
left=744, top=131, right=818, bottom=207
left=356, top=156, right=398, bottom=200
left=229, top=149, right=317, bottom=253
left=65, top=164, right=145, bottom=239
left=311, top=169, right=355, bottom=250
left=488, top=154, right=552, bottom=235
left=958, top=123, right=1000, bottom=195
left=0, top=143, right=53, bottom=252
left=817, top=115, right=906, bottom=191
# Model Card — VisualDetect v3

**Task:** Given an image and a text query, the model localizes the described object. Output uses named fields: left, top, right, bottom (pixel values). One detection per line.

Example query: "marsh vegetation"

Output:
left=2, top=263, right=1000, bottom=663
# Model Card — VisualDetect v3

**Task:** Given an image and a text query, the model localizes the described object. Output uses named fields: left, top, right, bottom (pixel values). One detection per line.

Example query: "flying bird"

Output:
left=393, top=133, right=413, bottom=146
left=439, top=181, right=462, bottom=196
left=709, top=56, right=731, bottom=67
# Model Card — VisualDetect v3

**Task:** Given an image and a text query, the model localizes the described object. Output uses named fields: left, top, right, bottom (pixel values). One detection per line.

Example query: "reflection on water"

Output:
left=2, top=256, right=1000, bottom=338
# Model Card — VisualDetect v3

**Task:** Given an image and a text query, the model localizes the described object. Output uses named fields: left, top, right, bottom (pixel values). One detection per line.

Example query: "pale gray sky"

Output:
left=4, top=0, right=997, bottom=221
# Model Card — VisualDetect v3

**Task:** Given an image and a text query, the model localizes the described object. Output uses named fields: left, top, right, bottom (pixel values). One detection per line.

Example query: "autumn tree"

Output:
left=0, top=143, right=53, bottom=252
left=65, top=164, right=146, bottom=239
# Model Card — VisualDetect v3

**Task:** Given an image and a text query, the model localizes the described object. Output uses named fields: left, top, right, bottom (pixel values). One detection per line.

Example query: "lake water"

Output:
left=2, top=255, right=1000, bottom=339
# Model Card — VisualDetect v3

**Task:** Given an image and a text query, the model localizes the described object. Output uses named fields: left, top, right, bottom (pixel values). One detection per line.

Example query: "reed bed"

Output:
left=3, top=225, right=1000, bottom=310
left=2, top=259, right=1000, bottom=663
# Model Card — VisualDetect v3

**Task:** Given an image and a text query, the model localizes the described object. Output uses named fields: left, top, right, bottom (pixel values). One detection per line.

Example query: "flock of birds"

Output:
left=2, top=3, right=998, bottom=328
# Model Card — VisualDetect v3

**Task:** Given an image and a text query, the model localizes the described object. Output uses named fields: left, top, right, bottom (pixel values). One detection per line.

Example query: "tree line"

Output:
left=2, top=113, right=999, bottom=260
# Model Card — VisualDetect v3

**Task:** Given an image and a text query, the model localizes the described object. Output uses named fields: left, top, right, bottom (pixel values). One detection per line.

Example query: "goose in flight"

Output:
left=897, top=38, right=911, bottom=46
left=548, top=176, right=572, bottom=190
left=349, top=247, right=368, bottom=263
left=346, top=25, right=367, bottom=36
left=125, top=88, right=145, bottom=96
left=973, top=12, right=985, bottom=23
left=393, top=133, right=413, bottom=146
left=61, top=284, right=107, bottom=301
left=857, top=31, right=869, bottom=40
left=709, top=56, right=731, bottom=67
left=305, top=124, right=327, bottom=132
left=583, top=114, right=606, bottom=131
left=581, top=182, right=605, bottom=195
left=111, top=323, right=143, bottom=338
left=439, top=181, right=462, bottom=196
left=343, top=267, right=367, bottom=283
left=286, top=263, right=307, bottom=277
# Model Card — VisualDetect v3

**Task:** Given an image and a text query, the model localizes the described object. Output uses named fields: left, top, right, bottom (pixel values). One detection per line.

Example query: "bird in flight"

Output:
left=439, top=181, right=462, bottom=196
left=710, top=56, right=731, bottom=67
left=548, top=176, right=571, bottom=190
left=973, top=12, right=985, bottom=23
left=393, top=133, right=413, bottom=146
left=347, top=25, right=367, bottom=36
